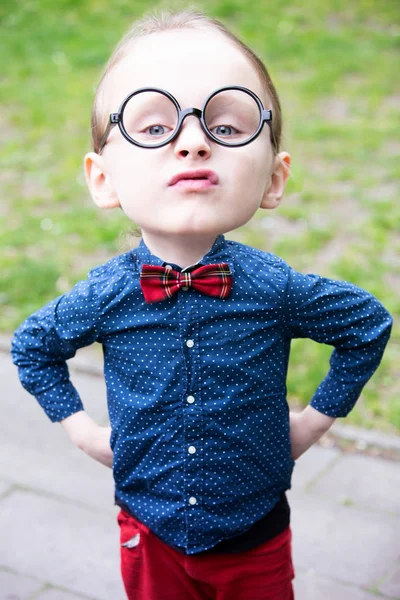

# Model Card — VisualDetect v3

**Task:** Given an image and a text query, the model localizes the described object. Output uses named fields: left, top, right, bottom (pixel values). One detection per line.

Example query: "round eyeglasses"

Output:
left=98, top=86, right=275, bottom=152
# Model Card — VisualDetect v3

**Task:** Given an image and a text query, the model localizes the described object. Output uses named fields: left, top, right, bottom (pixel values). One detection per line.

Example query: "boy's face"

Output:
left=85, top=28, right=290, bottom=245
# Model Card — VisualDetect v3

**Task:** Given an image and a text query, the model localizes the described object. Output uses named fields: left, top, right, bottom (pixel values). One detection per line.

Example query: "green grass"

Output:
left=1, top=0, right=399, bottom=433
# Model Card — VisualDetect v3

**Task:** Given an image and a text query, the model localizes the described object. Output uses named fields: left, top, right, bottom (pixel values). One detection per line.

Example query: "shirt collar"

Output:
left=132, top=234, right=235, bottom=274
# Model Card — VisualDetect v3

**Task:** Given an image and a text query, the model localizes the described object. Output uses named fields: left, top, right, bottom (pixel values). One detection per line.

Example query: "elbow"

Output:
left=382, top=310, right=394, bottom=340
left=10, top=333, right=23, bottom=367
left=372, top=309, right=394, bottom=358
left=374, top=302, right=394, bottom=340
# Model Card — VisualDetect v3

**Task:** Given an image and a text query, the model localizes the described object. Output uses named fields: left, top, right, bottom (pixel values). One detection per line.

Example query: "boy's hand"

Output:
left=289, top=405, right=335, bottom=461
left=59, top=411, right=113, bottom=468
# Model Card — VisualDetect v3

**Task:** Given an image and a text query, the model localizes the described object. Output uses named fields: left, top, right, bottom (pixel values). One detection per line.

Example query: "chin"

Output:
left=182, top=222, right=222, bottom=236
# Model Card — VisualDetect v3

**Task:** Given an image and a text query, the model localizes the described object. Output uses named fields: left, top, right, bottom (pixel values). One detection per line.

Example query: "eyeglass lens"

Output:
left=121, top=89, right=262, bottom=146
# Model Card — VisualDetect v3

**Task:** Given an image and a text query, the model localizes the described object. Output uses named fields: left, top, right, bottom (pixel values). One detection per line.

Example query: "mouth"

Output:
left=172, top=179, right=215, bottom=190
left=168, top=169, right=219, bottom=189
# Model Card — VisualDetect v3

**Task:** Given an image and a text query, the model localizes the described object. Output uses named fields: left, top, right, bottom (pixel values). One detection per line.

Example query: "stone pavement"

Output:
left=1, top=341, right=399, bottom=600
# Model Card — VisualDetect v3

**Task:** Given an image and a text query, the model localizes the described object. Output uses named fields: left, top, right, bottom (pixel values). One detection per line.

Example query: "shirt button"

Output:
left=187, top=396, right=195, bottom=404
left=189, top=497, right=197, bottom=506
left=188, top=446, right=197, bottom=454
left=186, top=340, right=194, bottom=348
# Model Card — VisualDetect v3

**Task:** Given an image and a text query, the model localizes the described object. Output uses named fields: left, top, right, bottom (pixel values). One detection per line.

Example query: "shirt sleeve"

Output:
left=10, top=278, right=100, bottom=423
left=282, top=267, right=393, bottom=418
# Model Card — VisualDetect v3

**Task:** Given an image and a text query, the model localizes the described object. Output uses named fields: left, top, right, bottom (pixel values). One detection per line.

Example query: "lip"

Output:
left=168, top=169, right=219, bottom=187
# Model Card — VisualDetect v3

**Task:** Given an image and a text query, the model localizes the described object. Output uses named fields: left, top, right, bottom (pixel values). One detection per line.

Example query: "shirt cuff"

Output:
left=310, top=374, right=365, bottom=418
left=35, top=381, right=84, bottom=423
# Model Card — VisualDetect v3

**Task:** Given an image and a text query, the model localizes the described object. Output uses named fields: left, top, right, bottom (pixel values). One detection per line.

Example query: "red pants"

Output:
left=117, top=509, right=295, bottom=600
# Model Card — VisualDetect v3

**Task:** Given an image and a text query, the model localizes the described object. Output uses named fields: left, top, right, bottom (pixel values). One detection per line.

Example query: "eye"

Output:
left=146, top=124, right=169, bottom=136
left=210, top=124, right=239, bottom=136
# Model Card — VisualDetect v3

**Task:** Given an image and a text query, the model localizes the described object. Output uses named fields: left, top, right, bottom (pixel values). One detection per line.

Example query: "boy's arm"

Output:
left=282, top=266, right=393, bottom=458
left=11, top=278, right=100, bottom=423
left=11, top=280, right=114, bottom=466
left=60, top=411, right=113, bottom=468
left=289, top=406, right=335, bottom=460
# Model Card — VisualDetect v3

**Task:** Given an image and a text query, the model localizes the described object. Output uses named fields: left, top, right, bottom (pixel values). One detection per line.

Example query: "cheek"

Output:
left=109, top=151, right=154, bottom=197
left=232, top=140, right=271, bottom=180
left=233, top=153, right=269, bottom=196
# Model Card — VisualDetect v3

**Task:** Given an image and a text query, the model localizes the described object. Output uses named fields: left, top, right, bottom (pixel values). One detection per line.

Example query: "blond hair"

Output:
left=90, top=6, right=283, bottom=156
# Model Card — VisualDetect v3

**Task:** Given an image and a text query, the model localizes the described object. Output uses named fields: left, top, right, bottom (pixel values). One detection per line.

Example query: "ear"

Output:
left=83, top=152, right=121, bottom=209
left=260, top=152, right=291, bottom=210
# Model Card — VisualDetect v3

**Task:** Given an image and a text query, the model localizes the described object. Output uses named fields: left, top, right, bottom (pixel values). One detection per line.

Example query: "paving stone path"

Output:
left=1, top=347, right=399, bottom=600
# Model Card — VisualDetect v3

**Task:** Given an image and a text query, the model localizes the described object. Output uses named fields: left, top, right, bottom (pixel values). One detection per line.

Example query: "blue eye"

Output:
left=148, top=125, right=166, bottom=136
left=211, top=125, right=239, bottom=136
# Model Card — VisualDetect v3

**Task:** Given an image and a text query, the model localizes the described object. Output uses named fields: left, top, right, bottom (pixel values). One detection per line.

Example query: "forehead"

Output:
left=103, top=28, right=268, bottom=111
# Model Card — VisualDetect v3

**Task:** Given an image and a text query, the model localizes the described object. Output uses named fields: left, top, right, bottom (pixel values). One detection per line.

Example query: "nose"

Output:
left=173, top=114, right=212, bottom=159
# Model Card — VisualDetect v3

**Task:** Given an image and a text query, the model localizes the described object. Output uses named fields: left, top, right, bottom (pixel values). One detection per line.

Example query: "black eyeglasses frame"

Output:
left=97, top=85, right=275, bottom=153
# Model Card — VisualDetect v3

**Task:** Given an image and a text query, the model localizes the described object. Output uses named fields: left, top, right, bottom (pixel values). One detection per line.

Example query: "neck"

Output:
left=141, top=231, right=220, bottom=268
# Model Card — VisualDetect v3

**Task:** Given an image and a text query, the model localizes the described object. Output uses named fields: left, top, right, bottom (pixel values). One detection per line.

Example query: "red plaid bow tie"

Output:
left=140, top=263, right=233, bottom=303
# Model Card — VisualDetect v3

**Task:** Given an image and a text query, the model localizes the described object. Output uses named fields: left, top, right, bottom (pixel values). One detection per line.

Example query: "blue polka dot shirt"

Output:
left=11, top=235, right=393, bottom=553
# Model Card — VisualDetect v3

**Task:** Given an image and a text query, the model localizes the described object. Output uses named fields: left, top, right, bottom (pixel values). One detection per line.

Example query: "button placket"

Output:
left=178, top=289, right=203, bottom=526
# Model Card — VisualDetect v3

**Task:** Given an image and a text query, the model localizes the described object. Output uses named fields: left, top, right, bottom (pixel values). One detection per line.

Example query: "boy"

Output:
left=11, top=8, right=393, bottom=599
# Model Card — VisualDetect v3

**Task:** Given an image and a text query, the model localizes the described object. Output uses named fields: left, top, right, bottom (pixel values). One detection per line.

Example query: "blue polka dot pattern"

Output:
left=11, top=235, right=393, bottom=553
